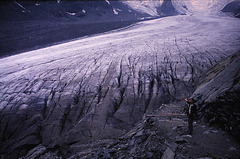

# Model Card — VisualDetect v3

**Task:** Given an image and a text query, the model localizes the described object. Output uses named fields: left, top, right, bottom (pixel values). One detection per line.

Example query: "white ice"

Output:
left=0, top=14, right=240, bottom=103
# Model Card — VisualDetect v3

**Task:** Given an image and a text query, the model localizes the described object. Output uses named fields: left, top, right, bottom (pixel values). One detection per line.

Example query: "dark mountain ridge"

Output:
left=222, top=0, right=240, bottom=18
left=0, top=1, right=145, bottom=22
left=0, top=0, right=180, bottom=58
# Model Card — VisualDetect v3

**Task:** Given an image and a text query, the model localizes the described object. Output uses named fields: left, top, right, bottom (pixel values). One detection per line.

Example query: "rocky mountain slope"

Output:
left=0, top=0, right=179, bottom=57
left=222, top=0, right=240, bottom=17
left=1, top=0, right=236, bottom=22
left=0, top=1, right=150, bottom=22
left=191, top=51, right=240, bottom=140
left=1, top=0, right=238, bottom=57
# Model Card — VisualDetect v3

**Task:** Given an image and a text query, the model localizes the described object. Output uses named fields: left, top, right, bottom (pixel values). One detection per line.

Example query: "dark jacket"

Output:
left=186, top=101, right=197, bottom=118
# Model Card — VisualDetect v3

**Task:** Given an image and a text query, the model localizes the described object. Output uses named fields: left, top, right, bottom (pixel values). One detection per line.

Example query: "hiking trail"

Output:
left=148, top=103, right=240, bottom=159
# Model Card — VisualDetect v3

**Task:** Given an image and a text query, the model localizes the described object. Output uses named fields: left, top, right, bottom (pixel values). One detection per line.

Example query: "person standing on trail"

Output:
left=185, top=98, right=197, bottom=135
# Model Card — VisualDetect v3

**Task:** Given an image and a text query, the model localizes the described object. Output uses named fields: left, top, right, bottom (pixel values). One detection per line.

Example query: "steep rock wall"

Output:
left=192, top=51, right=240, bottom=140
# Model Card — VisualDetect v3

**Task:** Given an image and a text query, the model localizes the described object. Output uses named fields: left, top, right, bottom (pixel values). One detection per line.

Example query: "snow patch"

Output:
left=123, top=1, right=162, bottom=17
left=113, top=8, right=118, bottom=15
left=67, top=12, right=76, bottom=16
left=18, top=104, right=28, bottom=111
left=139, top=17, right=152, bottom=20
left=116, top=8, right=122, bottom=12
left=14, top=0, right=31, bottom=13
left=105, top=0, right=110, bottom=5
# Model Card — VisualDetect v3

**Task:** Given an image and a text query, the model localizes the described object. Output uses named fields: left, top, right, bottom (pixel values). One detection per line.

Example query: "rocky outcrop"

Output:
left=222, top=1, right=240, bottom=18
left=202, top=89, right=240, bottom=140
left=192, top=51, right=240, bottom=140
left=158, top=0, right=179, bottom=16
left=20, top=116, right=178, bottom=159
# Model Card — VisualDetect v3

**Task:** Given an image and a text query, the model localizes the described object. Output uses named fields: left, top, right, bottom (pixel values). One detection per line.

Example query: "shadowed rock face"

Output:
left=222, top=1, right=240, bottom=18
left=203, top=89, right=240, bottom=140
left=158, top=0, right=179, bottom=16
left=0, top=0, right=178, bottom=22
left=0, top=0, right=180, bottom=58
left=192, top=51, right=240, bottom=140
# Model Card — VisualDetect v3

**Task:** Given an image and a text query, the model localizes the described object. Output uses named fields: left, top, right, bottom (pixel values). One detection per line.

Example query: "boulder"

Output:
left=161, top=147, right=175, bottom=159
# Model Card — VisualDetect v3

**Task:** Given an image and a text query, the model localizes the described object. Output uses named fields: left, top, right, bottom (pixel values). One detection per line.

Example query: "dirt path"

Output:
left=149, top=103, right=240, bottom=159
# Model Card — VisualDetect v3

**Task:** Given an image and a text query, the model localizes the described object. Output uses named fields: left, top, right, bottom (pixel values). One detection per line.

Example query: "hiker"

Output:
left=185, top=98, right=197, bottom=135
